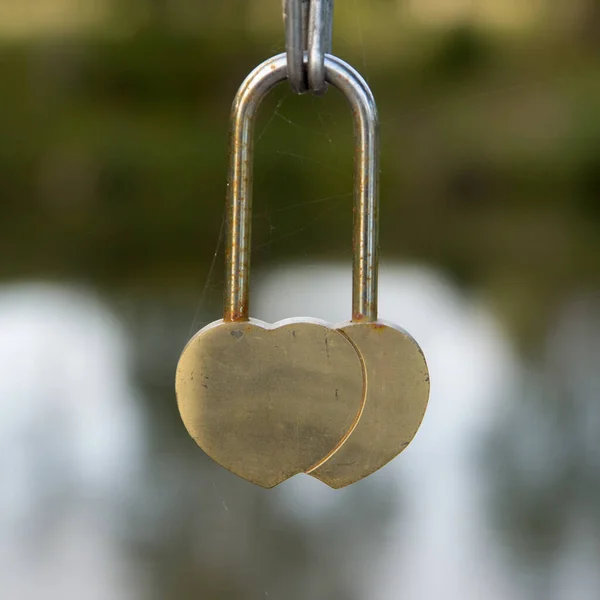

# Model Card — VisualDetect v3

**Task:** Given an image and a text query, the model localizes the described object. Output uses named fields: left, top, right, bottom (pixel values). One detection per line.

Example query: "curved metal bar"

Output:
left=224, top=53, right=379, bottom=323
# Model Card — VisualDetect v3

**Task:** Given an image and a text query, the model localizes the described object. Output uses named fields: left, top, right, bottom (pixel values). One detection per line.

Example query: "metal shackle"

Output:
left=224, top=52, right=379, bottom=324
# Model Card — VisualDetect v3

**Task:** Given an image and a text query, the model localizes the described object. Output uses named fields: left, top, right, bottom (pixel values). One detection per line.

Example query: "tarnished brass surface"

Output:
left=309, top=321, right=430, bottom=488
left=176, top=318, right=366, bottom=488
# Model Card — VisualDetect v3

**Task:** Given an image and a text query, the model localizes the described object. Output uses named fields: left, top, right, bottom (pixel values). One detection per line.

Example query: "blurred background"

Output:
left=0, top=1, right=599, bottom=599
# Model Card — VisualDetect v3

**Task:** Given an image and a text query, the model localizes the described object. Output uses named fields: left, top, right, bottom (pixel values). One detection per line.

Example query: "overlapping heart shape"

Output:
left=176, top=318, right=429, bottom=489
left=309, top=320, right=430, bottom=487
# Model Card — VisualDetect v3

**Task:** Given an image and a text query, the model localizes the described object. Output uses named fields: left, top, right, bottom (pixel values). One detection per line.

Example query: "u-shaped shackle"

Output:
left=224, top=53, right=379, bottom=323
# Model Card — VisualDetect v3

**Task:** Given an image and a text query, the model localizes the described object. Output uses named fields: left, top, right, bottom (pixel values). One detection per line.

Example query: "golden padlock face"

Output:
left=308, top=321, right=430, bottom=489
left=176, top=318, right=366, bottom=489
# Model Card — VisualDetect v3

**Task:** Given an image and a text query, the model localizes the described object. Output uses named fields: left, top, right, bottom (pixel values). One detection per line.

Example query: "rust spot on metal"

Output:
left=225, top=298, right=249, bottom=323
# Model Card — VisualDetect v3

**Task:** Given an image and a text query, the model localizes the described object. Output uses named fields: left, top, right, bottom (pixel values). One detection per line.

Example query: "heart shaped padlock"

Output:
left=176, top=47, right=430, bottom=488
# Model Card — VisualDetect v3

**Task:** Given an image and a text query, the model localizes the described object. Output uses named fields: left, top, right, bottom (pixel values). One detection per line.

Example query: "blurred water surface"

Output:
left=1, top=266, right=598, bottom=600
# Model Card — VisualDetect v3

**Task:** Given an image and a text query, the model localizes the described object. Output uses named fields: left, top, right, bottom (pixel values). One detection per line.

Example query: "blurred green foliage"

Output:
left=0, top=0, right=598, bottom=343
